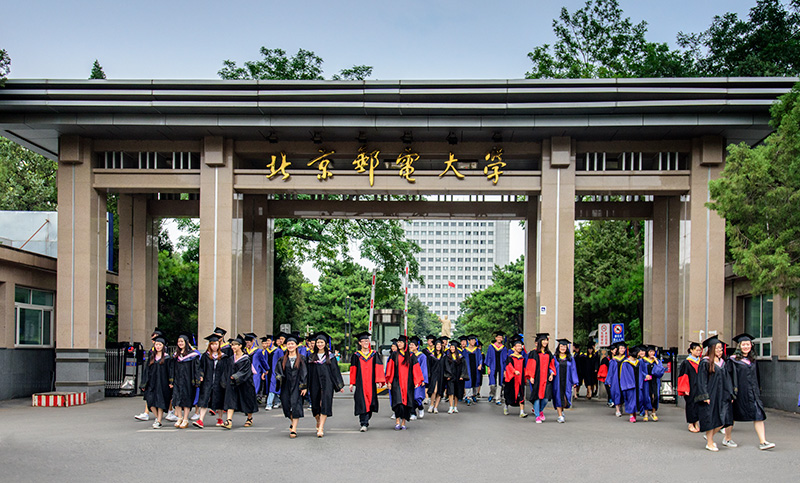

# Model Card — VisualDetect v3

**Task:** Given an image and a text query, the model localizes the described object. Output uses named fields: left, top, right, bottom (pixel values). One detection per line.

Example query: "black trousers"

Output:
left=358, top=412, right=372, bottom=427
left=393, top=404, right=412, bottom=421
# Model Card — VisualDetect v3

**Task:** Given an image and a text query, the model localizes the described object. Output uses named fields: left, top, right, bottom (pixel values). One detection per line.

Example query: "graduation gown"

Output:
left=575, top=351, right=588, bottom=384
left=442, top=353, right=469, bottom=400
left=275, top=355, right=308, bottom=419
left=677, top=356, right=701, bottom=423
left=198, top=351, right=228, bottom=409
left=730, top=356, right=766, bottom=422
left=486, top=343, right=509, bottom=384
left=525, top=350, right=555, bottom=402
left=252, top=348, right=269, bottom=394
left=642, top=356, right=666, bottom=410
left=307, top=353, right=344, bottom=417
left=172, top=350, right=201, bottom=407
left=350, top=350, right=385, bottom=416
left=413, top=351, right=429, bottom=406
left=695, top=358, right=734, bottom=432
left=620, top=358, right=650, bottom=415
left=585, top=352, right=600, bottom=386
left=426, top=353, right=446, bottom=398
left=503, top=353, right=527, bottom=405
left=223, top=353, right=259, bottom=414
left=142, top=353, right=172, bottom=411
left=606, top=356, right=627, bottom=406
left=463, top=346, right=483, bottom=390
left=265, top=346, right=283, bottom=394
left=385, top=350, right=424, bottom=409
left=552, top=354, right=579, bottom=409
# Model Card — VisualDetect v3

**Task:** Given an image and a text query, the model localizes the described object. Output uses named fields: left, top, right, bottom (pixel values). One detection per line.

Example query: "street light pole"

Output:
left=345, top=296, right=352, bottom=355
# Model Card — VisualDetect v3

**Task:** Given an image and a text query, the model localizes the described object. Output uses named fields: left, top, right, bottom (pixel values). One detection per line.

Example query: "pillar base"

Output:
left=55, top=349, right=106, bottom=403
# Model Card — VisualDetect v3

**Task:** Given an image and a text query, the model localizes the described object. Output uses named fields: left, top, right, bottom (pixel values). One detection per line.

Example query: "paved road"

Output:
left=0, top=393, right=797, bottom=482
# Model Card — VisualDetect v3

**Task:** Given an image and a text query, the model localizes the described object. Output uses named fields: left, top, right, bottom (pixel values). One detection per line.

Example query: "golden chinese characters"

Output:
left=483, top=148, right=506, bottom=185
left=308, top=149, right=335, bottom=181
left=266, top=152, right=291, bottom=180
left=439, top=152, right=465, bottom=179
left=396, top=148, right=419, bottom=183
left=353, top=147, right=380, bottom=186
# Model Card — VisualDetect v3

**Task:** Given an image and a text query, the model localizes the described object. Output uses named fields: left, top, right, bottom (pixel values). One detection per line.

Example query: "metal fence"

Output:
left=105, top=347, right=127, bottom=396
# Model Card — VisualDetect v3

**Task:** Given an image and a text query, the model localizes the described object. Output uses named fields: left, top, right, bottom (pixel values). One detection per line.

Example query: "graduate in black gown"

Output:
left=503, top=336, right=528, bottom=418
left=196, top=333, right=228, bottom=428
left=727, top=333, right=775, bottom=450
left=307, top=332, right=344, bottom=438
left=134, top=328, right=166, bottom=422
left=222, top=335, right=259, bottom=429
left=275, top=334, right=308, bottom=438
left=677, top=342, right=703, bottom=433
left=443, top=339, right=469, bottom=414
left=171, top=334, right=201, bottom=429
left=349, top=332, right=385, bottom=431
left=425, top=339, right=446, bottom=414
left=695, top=336, right=734, bottom=451
left=584, top=343, right=600, bottom=399
left=385, top=335, right=424, bottom=429
left=141, top=336, right=172, bottom=428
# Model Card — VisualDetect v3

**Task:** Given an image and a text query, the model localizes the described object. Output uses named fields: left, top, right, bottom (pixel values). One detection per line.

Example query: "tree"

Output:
left=573, top=220, right=644, bottom=346
left=526, top=0, right=696, bottom=79
left=89, top=60, right=106, bottom=79
left=679, top=0, right=800, bottom=77
left=331, top=65, right=373, bottom=80
left=0, top=48, right=9, bottom=86
left=0, top=137, right=58, bottom=210
left=708, top=82, right=800, bottom=297
left=219, top=47, right=374, bottom=81
left=458, top=257, right=525, bottom=344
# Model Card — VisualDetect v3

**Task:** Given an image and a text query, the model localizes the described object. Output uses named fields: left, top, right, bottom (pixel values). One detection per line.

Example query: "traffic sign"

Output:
left=598, top=323, right=611, bottom=347
left=611, top=323, right=625, bottom=343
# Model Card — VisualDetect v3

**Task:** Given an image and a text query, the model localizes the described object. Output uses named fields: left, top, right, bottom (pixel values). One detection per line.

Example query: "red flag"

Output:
left=448, top=281, right=455, bottom=288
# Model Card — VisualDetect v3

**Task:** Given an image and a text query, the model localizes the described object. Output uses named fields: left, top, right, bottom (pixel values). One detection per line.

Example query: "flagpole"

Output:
left=403, top=264, right=409, bottom=337
left=368, top=269, right=377, bottom=335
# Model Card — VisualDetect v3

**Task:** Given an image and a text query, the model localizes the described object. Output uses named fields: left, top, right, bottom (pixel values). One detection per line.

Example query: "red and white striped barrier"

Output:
left=32, top=392, right=87, bottom=407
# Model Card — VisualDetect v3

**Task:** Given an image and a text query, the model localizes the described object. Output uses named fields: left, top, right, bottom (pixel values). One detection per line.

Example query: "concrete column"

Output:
left=198, top=137, right=241, bottom=338
left=146, top=215, right=159, bottom=335
left=239, top=195, right=274, bottom=337
left=772, top=294, right=787, bottom=359
left=678, top=136, right=726, bottom=348
left=55, top=135, right=107, bottom=402
left=644, top=196, right=681, bottom=348
left=538, top=137, right=576, bottom=340
left=117, top=194, right=150, bottom=344
left=522, top=197, right=539, bottom=346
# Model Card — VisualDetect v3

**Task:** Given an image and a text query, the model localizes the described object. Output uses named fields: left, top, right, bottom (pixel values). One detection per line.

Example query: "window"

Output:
left=744, top=294, right=773, bottom=358
left=14, top=286, right=54, bottom=347
left=789, top=292, right=800, bottom=357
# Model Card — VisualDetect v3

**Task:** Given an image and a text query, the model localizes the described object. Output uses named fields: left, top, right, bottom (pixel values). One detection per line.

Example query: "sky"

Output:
left=2, top=0, right=758, bottom=81
left=4, top=0, right=761, bottom=283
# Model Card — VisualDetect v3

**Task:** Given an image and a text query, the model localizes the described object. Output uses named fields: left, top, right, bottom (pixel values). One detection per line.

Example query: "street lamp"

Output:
left=345, top=296, right=352, bottom=354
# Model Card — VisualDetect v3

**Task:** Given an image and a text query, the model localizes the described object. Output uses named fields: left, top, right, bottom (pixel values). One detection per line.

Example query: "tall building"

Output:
left=403, top=219, right=510, bottom=321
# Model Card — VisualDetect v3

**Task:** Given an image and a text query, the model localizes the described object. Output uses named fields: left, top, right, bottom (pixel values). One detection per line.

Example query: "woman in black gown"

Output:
left=727, top=333, right=775, bottom=450
left=171, top=334, right=201, bottom=429
left=275, top=334, right=308, bottom=438
left=222, top=335, right=258, bottom=429
left=307, top=332, right=344, bottom=438
left=678, top=342, right=703, bottom=432
left=443, top=340, right=469, bottom=414
left=425, top=339, right=446, bottom=414
left=141, top=336, right=172, bottom=429
left=695, top=336, right=734, bottom=452
left=196, top=333, right=228, bottom=428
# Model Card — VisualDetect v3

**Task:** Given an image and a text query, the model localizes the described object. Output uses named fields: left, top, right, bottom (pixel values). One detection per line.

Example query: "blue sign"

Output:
left=611, top=323, right=625, bottom=343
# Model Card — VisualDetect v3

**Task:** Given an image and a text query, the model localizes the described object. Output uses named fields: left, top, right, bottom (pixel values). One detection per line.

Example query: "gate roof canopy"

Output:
left=0, top=77, right=796, bottom=160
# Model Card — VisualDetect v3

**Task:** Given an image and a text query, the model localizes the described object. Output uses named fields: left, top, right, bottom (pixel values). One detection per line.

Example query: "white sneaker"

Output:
left=165, top=411, right=178, bottom=422
left=427, top=406, right=434, bottom=413
left=190, top=414, right=200, bottom=421
left=152, top=421, right=162, bottom=429
left=265, top=405, right=272, bottom=411
left=410, top=414, right=417, bottom=420
left=418, top=410, right=424, bottom=419
left=448, top=407, right=454, bottom=414
left=389, top=413, right=395, bottom=419
left=721, top=439, right=738, bottom=448
left=503, top=405, right=509, bottom=416
left=453, top=407, right=459, bottom=413
left=134, top=412, right=150, bottom=421
left=615, top=410, right=622, bottom=417
left=360, top=426, right=368, bottom=432
left=557, top=416, right=565, bottom=423
left=433, top=408, right=439, bottom=414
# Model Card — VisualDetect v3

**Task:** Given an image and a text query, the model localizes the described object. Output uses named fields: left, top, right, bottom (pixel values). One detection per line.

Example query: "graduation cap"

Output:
left=426, top=334, right=436, bottom=341
left=687, top=341, right=701, bottom=352
left=646, top=344, right=658, bottom=354
left=732, top=333, right=755, bottom=344
left=409, top=336, right=422, bottom=346
left=356, top=331, right=371, bottom=341
left=276, top=332, right=289, bottom=340
left=702, top=335, right=722, bottom=349
left=468, top=334, right=478, bottom=340
left=204, top=333, right=223, bottom=342
left=228, top=334, right=244, bottom=345
left=493, top=330, right=506, bottom=338
left=509, top=336, right=524, bottom=346
left=259, top=336, right=271, bottom=342
left=284, top=333, right=299, bottom=344
left=448, top=339, right=460, bottom=347
left=458, top=336, right=468, bottom=342
left=150, top=328, right=165, bottom=340
left=557, top=338, right=571, bottom=347
left=632, top=345, right=647, bottom=355
left=390, top=338, right=398, bottom=344
left=313, top=331, right=331, bottom=342
left=535, top=332, right=549, bottom=342
left=290, top=332, right=304, bottom=344
left=587, top=341, right=596, bottom=348
left=244, top=333, right=257, bottom=342
left=213, top=327, right=227, bottom=336
left=152, top=336, right=167, bottom=345
left=397, top=335, right=409, bottom=344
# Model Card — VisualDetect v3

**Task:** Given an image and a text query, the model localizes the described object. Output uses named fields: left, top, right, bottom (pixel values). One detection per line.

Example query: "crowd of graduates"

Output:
left=134, top=326, right=777, bottom=449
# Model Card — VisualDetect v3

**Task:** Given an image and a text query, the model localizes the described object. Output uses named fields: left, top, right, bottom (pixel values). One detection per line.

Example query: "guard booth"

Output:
left=373, top=309, right=402, bottom=356
left=659, top=347, right=678, bottom=404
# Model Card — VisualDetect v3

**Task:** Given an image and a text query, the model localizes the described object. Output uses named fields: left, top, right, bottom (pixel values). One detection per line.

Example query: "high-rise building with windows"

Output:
left=403, top=219, right=510, bottom=321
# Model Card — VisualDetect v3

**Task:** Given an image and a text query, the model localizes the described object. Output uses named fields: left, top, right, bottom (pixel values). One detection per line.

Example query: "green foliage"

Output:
left=157, top=235, right=200, bottom=341
left=458, top=257, right=525, bottom=344
left=0, top=137, right=58, bottom=210
left=331, top=65, right=373, bottom=80
left=679, top=0, right=800, bottom=77
left=89, top=60, right=106, bottom=79
left=573, top=220, right=644, bottom=346
left=526, top=0, right=696, bottom=79
left=0, top=48, right=9, bottom=86
left=218, top=48, right=324, bottom=80
left=708, top=82, right=800, bottom=297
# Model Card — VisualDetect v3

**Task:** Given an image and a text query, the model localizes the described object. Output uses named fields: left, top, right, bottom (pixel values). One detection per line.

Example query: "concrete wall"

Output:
left=0, top=348, right=55, bottom=399
left=757, top=359, right=800, bottom=412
